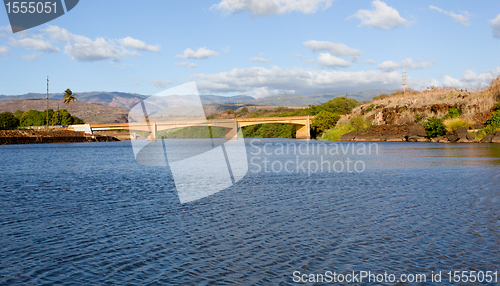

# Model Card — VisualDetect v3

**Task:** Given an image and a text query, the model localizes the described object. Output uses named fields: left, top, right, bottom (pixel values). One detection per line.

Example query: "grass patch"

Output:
left=321, top=123, right=354, bottom=141
left=443, top=117, right=473, bottom=132
left=320, top=116, right=371, bottom=141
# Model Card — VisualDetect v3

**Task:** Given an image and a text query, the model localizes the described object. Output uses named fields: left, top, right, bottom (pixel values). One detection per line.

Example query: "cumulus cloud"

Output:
left=303, top=40, right=361, bottom=58
left=19, top=25, right=158, bottom=62
left=191, top=66, right=402, bottom=96
left=363, top=59, right=376, bottom=64
left=491, top=14, right=500, bottom=39
left=119, top=36, right=161, bottom=52
left=175, top=62, right=198, bottom=68
left=8, top=37, right=60, bottom=52
left=442, top=68, right=500, bottom=89
left=43, top=26, right=134, bottom=61
left=348, top=0, right=408, bottom=29
left=0, top=46, right=9, bottom=56
left=317, top=53, right=351, bottom=67
left=150, top=80, right=173, bottom=88
left=429, top=5, right=472, bottom=26
left=377, top=58, right=436, bottom=71
left=176, top=47, right=219, bottom=59
left=211, top=0, right=333, bottom=17
left=249, top=53, right=273, bottom=63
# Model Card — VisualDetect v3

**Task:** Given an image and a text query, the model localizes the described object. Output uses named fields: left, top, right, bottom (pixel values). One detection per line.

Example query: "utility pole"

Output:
left=46, top=75, right=49, bottom=130
left=345, top=92, right=348, bottom=116
left=402, top=69, right=406, bottom=95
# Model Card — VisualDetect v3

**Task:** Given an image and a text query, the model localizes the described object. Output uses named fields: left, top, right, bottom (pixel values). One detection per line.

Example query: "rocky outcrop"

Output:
left=480, top=132, right=500, bottom=143
left=340, top=125, right=410, bottom=141
left=339, top=124, right=493, bottom=143
left=406, top=125, right=430, bottom=142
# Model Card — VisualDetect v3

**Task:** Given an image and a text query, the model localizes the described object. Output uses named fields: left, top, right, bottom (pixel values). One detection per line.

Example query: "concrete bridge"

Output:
left=86, top=116, right=313, bottom=140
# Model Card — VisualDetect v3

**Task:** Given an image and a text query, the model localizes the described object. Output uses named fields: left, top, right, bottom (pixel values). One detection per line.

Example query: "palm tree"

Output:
left=63, top=88, right=78, bottom=114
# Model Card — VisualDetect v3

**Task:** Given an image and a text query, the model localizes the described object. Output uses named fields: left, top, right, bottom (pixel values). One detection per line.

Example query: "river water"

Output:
left=1, top=140, right=500, bottom=285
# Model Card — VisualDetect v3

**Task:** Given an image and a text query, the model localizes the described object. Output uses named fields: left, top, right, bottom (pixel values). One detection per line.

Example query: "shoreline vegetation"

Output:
left=0, top=130, right=119, bottom=145
left=1, top=76, right=499, bottom=145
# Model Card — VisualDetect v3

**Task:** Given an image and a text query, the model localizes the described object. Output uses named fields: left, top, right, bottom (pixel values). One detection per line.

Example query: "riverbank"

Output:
left=0, top=130, right=119, bottom=145
left=338, top=124, right=500, bottom=143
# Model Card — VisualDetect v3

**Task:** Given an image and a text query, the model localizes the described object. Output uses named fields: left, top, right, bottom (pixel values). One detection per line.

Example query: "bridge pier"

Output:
left=295, top=115, right=311, bottom=140
left=147, top=121, right=157, bottom=141
left=224, top=120, right=239, bottom=140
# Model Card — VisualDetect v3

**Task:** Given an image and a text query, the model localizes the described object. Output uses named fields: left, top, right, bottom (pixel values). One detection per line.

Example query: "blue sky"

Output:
left=1, top=0, right=499, bottom=97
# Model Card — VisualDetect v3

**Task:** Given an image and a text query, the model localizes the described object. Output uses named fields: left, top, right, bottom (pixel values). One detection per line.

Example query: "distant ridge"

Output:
left=0, top=89, right=393, bottom=109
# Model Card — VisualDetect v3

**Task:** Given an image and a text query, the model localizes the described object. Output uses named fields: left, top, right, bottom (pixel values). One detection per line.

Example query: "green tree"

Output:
left=13, top=109, right=23, bottom=119
left=20, top=110, right=46, bottom=127
left=63, top=88, right=78, bottom=113
left=311, top=111, right=341, bottom=134
left=0, top=111, right=19, bottom=128
left=51, top=109, right=84, bottom=125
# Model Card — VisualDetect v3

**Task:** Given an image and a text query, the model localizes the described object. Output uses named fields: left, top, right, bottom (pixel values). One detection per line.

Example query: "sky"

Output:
left=0, top=0, right=499, bottom=98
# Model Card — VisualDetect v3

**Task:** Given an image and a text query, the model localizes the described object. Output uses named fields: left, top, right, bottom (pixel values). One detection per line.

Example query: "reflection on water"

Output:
left=0, top=141, right=499, bottom=284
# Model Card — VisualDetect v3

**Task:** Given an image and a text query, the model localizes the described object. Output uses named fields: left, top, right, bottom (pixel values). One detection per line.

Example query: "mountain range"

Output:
left=0, top=89, right=393, bottom=110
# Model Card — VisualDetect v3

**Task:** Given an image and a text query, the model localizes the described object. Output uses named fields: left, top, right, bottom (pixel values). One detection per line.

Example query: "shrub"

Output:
left=372, top=94, right=389, bottom=101
left=444, top=108, right=461, bottom=119
left=423, top=117, right=447, bottom=138
left=350, top=116, right=371, bottom=132
left=414, top=113, right=423, bottom=124
left=443, top=117, right=473, bottom=132
left=494, top=102, right=500, bottom=111
left=311, top=111, right=341, bottom=134
left=365, top=104, right=375, bottom=113
left=0, top=112, right=19, bottom=128
left=486, top=111, right=500, bottom=127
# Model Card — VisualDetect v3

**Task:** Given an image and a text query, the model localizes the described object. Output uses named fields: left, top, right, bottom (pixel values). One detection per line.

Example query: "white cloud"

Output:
left=21, top=53, right=39, bottom=60
left=0, top=46, right=9, bottom=56
left=249, top=56, right=273, bottom=63
left=176, top=47, right=219, bottom=59
left=175, top=62, right=198, bottom=68
left=211, top=0, right=333, bottom=16
left=119, top=36, right=161, bottom=52
left=429, top=5, right=472, bottom=26
left=442, top=68, right=500, bottom=89
left=191, top=66, right=402, bottom=96
left=348, top=0, right=408, bottom=29
left=222, top=45, right=230, bottom=53
left=65, top=37, right=134, bottom=62
left=363, top=59, right=376, bottom=64
left=377, top=58, right=436, bottom=71
left=317, top=53, right=351, bottom=67
left=250, top=87, right=290, bottom=98
left=303, top=40, right=361, bottom=58
left=150, top=80, right=173, bottom=88
left=295, top=53, right=314, bottom=64
left=0, top=26, right=11, bottom=37
left=249, top=53, right=273, bottom=63
left=8, top=37, right=60, bottom=52
left=491, top=14, right=500, bottom=39
left=41, top=25, right=153, bottom=62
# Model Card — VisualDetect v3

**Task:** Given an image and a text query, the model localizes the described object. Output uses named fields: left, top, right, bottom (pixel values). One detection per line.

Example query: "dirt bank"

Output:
left=0, top=130, right=119, bottom=145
